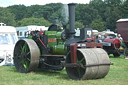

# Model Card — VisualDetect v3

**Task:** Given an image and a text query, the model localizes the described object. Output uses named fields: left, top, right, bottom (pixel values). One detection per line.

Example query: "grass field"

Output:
left=0, top=55, right=128, bottom=85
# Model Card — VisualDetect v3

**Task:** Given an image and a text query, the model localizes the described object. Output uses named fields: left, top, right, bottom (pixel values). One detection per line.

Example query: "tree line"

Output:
left=0, top=0, right=128, bottom=32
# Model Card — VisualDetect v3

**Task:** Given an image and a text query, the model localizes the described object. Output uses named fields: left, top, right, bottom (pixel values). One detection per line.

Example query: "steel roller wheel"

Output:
left=13, top=39, right=40, bottom=73
left=66, top=48, right=110, bottom=80
left=66, top=50, right=86, bottom=80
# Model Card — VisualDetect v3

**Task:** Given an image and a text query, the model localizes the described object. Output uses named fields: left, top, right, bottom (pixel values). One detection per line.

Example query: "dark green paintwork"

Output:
left=45, top=30, right=67, bottom=55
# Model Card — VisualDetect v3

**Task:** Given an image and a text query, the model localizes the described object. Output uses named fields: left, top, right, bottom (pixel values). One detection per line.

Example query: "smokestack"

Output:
left=68, top=3, right=76, bottom=39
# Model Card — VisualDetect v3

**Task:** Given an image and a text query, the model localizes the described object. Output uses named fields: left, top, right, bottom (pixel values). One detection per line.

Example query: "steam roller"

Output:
left=13, top=3, right=111, bottom=80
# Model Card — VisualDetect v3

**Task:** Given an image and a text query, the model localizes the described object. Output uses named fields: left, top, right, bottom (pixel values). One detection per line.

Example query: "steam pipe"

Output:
left=68, top=3, right=76, bottom=39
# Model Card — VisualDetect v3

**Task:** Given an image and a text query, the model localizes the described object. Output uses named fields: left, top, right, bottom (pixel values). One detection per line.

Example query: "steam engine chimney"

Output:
left=68, top=3, right=76, bottom=39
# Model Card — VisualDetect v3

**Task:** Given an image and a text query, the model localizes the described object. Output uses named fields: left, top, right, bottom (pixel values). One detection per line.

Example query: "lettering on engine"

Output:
left=48, top=39, right=56, bottom=42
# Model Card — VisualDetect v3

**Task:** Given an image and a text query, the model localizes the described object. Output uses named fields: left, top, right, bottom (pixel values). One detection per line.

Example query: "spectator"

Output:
left=117, top=34, right=128, bottom=59
left=117, top=34, right=123, bottom=42
left=92, top=32, right=95, bottom=42
left=104, top=33, right=108, bottom=38
left=97, top=35, right=102, bottom=43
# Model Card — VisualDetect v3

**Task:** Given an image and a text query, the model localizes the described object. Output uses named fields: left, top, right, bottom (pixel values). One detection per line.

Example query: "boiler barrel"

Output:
left=66, top=48, right=110, bottom=80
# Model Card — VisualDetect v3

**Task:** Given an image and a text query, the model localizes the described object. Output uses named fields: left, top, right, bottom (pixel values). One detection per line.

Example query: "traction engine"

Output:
left=103, top=38, right=121, bottom=57
left=13, top=4, right=111, bottom=80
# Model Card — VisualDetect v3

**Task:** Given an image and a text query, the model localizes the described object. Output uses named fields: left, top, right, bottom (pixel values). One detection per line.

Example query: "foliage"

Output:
left=1, top=0, right=128, bottom=31
left=89, top=0, right=122, bottom=31
left=90, top=19, right=105, bottom=31
left=0, top=7, right=16, bottom=26
left=33, top=3, right=62, bottom=24
left=120, top=0, right=128, bottom=18
left=67, top=21, right=84, bottom=29
left=17, top=17, right=51, bottom=27
left=75, top=21, right=84, bottom=29
left=8, top=5, right=44, bottom=21
left=24, top=5, right=44, bottom=18
left=76, top=4, right=101, bottom=27
left=8, top=5, right=27, bottom=21
left=104, top=6, right=121, bottom=31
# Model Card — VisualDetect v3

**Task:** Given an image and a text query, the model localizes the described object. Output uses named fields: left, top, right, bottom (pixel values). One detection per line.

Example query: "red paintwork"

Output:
left=103, top=38, right=121, bottom=48
left=103, top=38, right=120, bottom=44
left=39, top=31, right=44, bottom=35
left=30, top=31, right=33, bottom=34
left=70, top=44, right=77, bottom=63
left=92, top=36, right=95, bottom=42
left=48, top=39, right=56, bottom=42
left=84, top=42, right=103, bottom=48
left=39, top=38, right=46, bottom=47
left=87, top=38, right=92, bottom=40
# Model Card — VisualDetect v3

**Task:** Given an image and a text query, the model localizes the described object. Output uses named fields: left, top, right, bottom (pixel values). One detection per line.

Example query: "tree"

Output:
left=24, top=5, right=43, bottom=18
left=17, top=17, right=51, bottom=27
left=104, top=6, right=121, bottom=31
left=0, top=7, right=16, bottom=26
left=89, top=0, right=106, bottom=20
left=90, top=19, right=105, bottom=31
left=8, top=5, right=27, bottom=21
left=104, top=0, right=122, bottom=6
left=33, top=3, right=62, bottom=23
left=120, top=0, right=128, bottom=18
left=89, top=0, right=122, bottom=31
left=76, top=4, right=101, bottom=27
left=75, top=21, right=84, bottom=29
left=5, top=2, right=126, bottom=32
left=66, top=21, right=84, bottom=30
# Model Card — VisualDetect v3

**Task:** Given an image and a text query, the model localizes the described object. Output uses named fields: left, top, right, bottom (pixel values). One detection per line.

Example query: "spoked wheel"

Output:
left=66, top=48, right=110, bottom=80
left=66, top=49, right=86, bottom=80
left=13, top=39, right=40, bottom=73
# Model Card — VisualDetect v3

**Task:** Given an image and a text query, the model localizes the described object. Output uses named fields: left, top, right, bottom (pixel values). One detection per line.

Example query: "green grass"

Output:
left=0, top=55, right=128, bottom=85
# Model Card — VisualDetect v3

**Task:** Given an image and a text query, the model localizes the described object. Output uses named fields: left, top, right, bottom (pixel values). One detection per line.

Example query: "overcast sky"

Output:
left=0, top=0, right=90, bottom=7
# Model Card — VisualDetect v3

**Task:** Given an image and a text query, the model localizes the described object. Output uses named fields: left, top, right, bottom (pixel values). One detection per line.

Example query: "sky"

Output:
left=0, top=0, right=90, bottom=7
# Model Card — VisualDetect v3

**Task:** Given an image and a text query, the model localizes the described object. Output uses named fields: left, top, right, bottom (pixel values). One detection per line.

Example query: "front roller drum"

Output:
left=13, top=39, right=40, bottom=73
left=66, top=48, right=110, bottom=80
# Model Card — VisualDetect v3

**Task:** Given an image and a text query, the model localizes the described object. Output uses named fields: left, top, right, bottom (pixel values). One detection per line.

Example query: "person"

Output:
left=103, top=33, right=108, bottom=42
left=97, top=35, right=102, bottom=43
left=117, top=34, right=128, bottom=59
left=104, top=33, right=108, bottom=38
left=117, top=34, right=123, bottom=42
left=92, top=32, right=95, bottom=42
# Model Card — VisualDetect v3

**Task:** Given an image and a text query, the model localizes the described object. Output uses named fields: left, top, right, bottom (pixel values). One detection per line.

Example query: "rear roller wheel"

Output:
left=13, top=39, right=40, bottom=73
